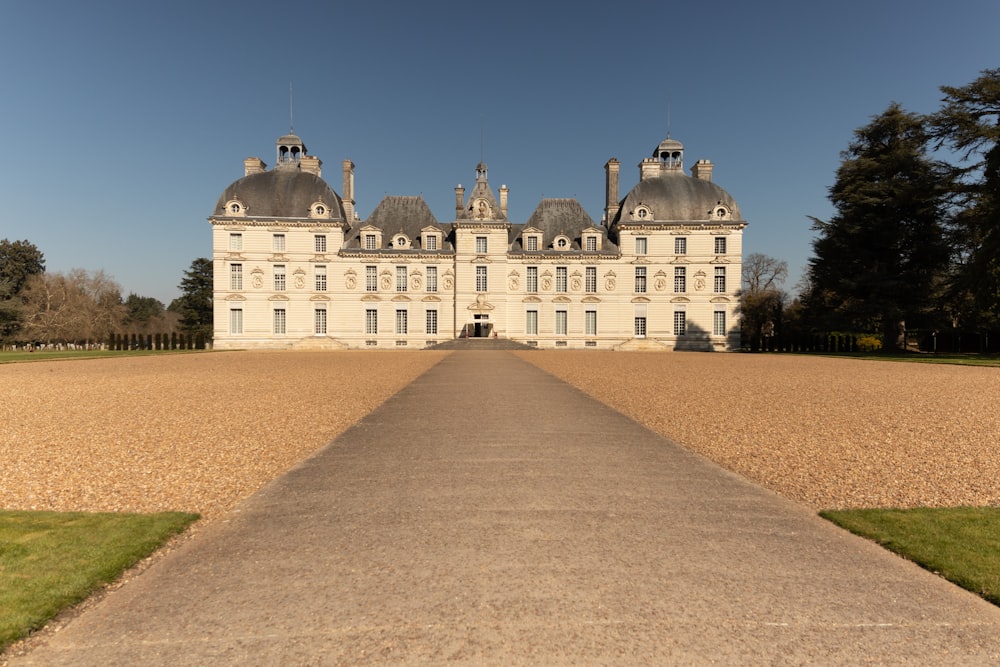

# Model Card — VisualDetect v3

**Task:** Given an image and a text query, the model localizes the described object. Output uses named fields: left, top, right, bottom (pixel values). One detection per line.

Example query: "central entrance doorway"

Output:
left=465, top=313, right=492, bottom=338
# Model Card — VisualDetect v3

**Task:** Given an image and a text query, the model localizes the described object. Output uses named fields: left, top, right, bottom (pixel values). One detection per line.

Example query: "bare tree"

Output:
left=740, top=253, right=788, bottom=351
left=18, top=269, right=125, bottom=345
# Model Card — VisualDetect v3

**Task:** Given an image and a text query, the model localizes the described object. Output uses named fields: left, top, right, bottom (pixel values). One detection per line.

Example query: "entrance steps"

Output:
left=428, top=337, right=535, bottom=351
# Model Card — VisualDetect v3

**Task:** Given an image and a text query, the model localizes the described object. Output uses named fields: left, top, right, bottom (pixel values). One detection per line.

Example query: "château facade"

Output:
left=210, top=131, right=746, bottom=350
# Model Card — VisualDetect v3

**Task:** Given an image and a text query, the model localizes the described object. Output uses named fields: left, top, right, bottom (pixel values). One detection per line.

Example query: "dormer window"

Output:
left=632, top=204, right=652, bottom=221
left=425, top=234, right=438, bottom=251
left=524, top=235, right=539, bottom=252
left=309, top=201, right=332, bottom=219
left=225, top=200, right=246, bottom=217
left=584, top=235, right=599, bottom=252
left=394, top=234, right=410, bottom=249
left=555, top=236, right=570, bottom=250
left=713, top=203, right=731, bottom=220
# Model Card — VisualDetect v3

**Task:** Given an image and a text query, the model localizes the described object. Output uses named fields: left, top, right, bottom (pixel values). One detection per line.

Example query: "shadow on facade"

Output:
left=673, top=322, right=715, bottom=351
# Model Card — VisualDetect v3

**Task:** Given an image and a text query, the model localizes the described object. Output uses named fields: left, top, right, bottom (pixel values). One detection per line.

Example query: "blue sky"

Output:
left=1, top=0, right=996, bottom=305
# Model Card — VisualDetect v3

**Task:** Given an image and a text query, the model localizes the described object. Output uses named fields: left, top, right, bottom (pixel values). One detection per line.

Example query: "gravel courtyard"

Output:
left=2, top=350, right=998, bottom=516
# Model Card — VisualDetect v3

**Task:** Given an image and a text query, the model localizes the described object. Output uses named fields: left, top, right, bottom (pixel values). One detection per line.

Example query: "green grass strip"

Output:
left=0, top=509, right=199, bottom=651
left=0, top=350, right=206, bottom=364
left=820, top=507, right=1000, bottom=606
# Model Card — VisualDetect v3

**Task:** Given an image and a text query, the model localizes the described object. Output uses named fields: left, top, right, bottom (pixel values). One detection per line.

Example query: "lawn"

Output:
left=0, top=510, right=199, bottom=652
left=0, top=349, right=204, bottom=364
left=821, top=507, right=1000, bottom=606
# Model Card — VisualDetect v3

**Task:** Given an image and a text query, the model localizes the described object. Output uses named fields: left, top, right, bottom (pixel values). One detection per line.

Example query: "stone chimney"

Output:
left=455, top=185, right=465, bottom=218
left=300, top=155, right=322, bottom=176
left=342, top=159, right=355, bottom=223
left=244, top=157, right=266, bottom=176
left=691, top=159, right=714, bottom=182
left=639, top=157, right=661, bottom=181
left=499, top=184, right=509, bottom=219
left=604, top=158, right=620, bottom=225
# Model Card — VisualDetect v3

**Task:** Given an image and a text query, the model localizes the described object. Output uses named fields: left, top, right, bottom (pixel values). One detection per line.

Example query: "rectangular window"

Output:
left=585, top=310, right=597, bottom=336
left=585, top=236, right=597, bottom=252
left=396, top=266, right=407, bottom=292
left=315, top=265, right=327, bottom=291
left=426, top=310, right=438, bottom=335
left=426, top=266, right=437, bottom=292
left=229, top=307, right=243, bottom=334
left=674, top=266, right=686, bottom=293
left=635, top=266, right=647, bottom=293
left=714, top=266, right=726, bottom=293
left=556, top=266, right=567, bottom=292
left=315, top=307, right=327, bottom=335
left=274, top=265, right=286, bottom=291
left=674, top=311, right=687, bottom=336
left=715, top=237, right=727, bottom=254
left=526, top=310, right=538, bottom=335
left=425, top=234, right=438, bottom=251
left=674, top=237, right=687, bottom=254
left=634, top=317, right=647, bottom=337
left=274, top=308, right=286, bottom=334
left=230, top=263, right=243, bottom=291
left=366, top=266, right=377, bottom=292
left=273, top=234, right=286, bottom=252
left=714, top=311, right=726, bottom=336
left=527, top=266, right=538, bottom=293
left=476, top=236, right=488, bottom=254
left=364, top=234, right=377, bottom=250
left=585, top=266, right=597, bottom=293
left=229, top=233, right=243, bottom=251
left=395, top=309, right=408, bottom=334
left=314, top=235, right=327, bottom=253
left=365, top=309, right=378, bottom=334
left=476, top=265, right=488, bottom=292
left=555, top=310, right=567, bottom=335
left=635, top=237, right=647, bottom=255
left=526, top=236, right=538, bottom=251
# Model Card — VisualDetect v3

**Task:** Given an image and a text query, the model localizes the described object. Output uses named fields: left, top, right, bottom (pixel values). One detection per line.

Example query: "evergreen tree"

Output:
left=806, top=103, right=950, bottom=349
left=929, top=68, right=1000, bottom=327
left=0, top=239, right=45, bottom=340
left=170, top=258, right=213, bottom=342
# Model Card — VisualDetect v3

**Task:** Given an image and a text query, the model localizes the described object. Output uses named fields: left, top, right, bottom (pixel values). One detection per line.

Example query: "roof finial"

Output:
left=666, top=94, right=672, bottom=139
left=480, top=115, right=484, bottom=164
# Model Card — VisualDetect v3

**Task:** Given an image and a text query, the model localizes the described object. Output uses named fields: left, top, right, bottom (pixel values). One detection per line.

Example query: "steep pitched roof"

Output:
left=521, top=198, right=603, bottom=250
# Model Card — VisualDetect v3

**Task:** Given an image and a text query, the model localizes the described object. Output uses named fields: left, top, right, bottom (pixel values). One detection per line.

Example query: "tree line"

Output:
left=0, top=243, right=213, bottom=348
left=741, top=68, right=1000, bottom=353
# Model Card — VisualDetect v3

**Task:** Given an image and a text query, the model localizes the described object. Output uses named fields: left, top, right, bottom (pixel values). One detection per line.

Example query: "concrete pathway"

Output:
left=11, top=351, right=1000, bottom=665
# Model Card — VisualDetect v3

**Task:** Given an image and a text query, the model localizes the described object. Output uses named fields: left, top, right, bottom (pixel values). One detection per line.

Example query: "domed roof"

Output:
left=213, top=169, right=346, bottom=220
left=615, top=173, right=742, bottom=224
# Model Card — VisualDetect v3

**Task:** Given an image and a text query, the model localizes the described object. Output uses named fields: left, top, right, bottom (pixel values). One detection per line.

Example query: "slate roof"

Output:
left=512, top=198, right=613, bottom=252
left=611, top=173, right=742, bottom=226
left=344, top=196, right=453, bottom=250
left=213, top=169, right=346, bottom=221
